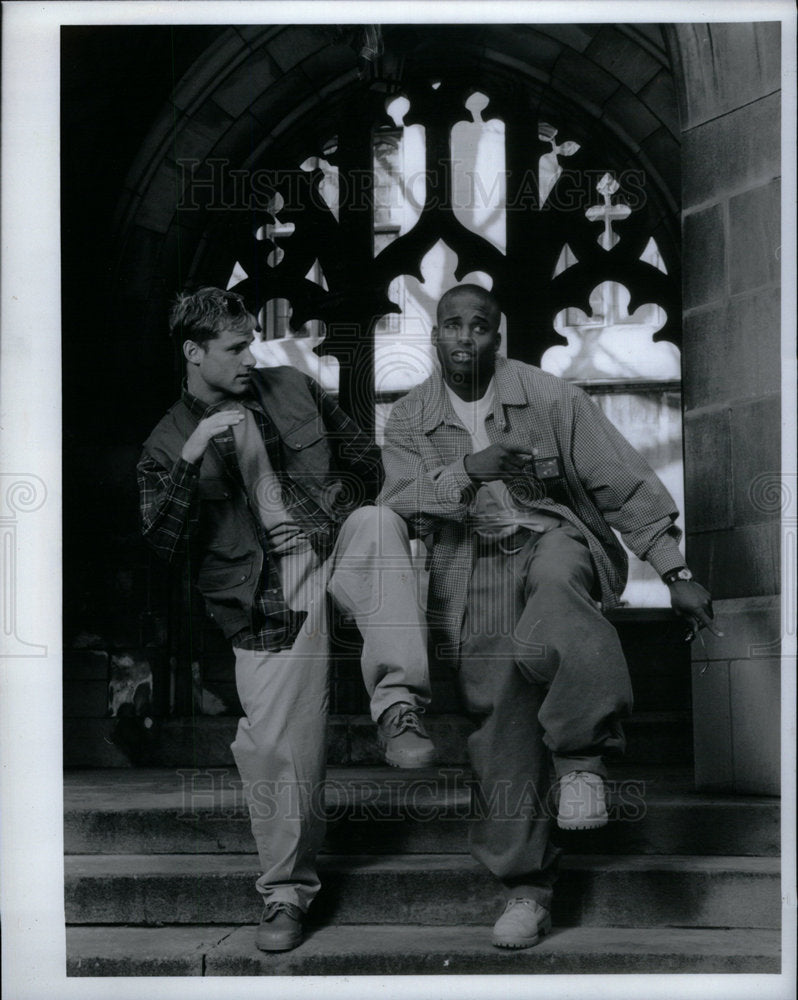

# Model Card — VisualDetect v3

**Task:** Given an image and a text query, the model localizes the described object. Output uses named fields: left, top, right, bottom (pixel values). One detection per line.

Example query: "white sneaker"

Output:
left=557, top=770, right=608, bottom=830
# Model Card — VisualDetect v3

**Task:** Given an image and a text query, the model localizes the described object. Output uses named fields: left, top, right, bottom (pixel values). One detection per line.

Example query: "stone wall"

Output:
left=669, top=22, right=782, bottom=793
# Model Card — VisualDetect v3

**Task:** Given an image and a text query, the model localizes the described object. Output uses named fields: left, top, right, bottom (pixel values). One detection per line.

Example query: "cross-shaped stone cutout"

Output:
left=255, top=192, right=295, bottom=268
left=586, top=173, right=631, bottom=250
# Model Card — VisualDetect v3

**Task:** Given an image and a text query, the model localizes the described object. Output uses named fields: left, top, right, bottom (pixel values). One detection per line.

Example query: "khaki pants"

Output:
left=231, top=506, right=429, bottom=910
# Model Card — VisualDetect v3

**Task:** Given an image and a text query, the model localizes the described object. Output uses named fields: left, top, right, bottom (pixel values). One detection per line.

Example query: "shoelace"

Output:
left=390, top=707, right=427, bottom=736
left=505, top=897, right=539, bottom=913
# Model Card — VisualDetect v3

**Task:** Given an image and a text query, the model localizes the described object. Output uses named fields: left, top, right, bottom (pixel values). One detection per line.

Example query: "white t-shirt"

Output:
left=443, top=380, right=562, bottom=538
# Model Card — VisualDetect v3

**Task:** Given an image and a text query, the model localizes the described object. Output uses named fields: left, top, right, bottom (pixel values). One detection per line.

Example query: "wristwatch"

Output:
left=662, top=567, right=694, bottom=585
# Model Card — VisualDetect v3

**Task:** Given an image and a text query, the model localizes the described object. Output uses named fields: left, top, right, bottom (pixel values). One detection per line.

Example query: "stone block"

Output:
left=586, top=26, right=662, bottom=94
left=248, top=70, right=318, bottom=135
left=482, top=26, right=563, bottom=75
left=210, top=48, right=282, bottom=119
left=299, top=41, right=361, bottom=87
left=64, top=649, right=109, bottom=681
left=169, top=118, right=224, bottom=168
left=67, top=926, right=230, bottom=977
left=170, top=32, right=251, bottom=113
left=671, top=23, right=781, bottom=131
left=552, top=51, right=621, bottom=112
left=639, top=69, right=681, bottom=139
left=603, top=85, right=661, bottom=145
left=730, top=394, right=782, bottom=526
left=538, top=24, right=596, bottom=52
left=687, top=595, right=781, bottom=662
left=729, top=179, right=781, bottom=293
left=683, top=204, right=726, bottom=309
left=682, top=287, right=781, bottom=409
left=187, top=97, right=235, bottom=137
left=683, top=407, right=732, bottom=531
left=687, top=524, right=780, bottom=601
left=691, top=659, right=733, bottom=790
left=132, top=161, right=182, bottom=234
left=266, top=25, right=335, bottom=75
left=640, top=127, right=681, bottom=208
left=683, top=92, right=780, bottom=209
left=730, top=659, right=780, bottom=794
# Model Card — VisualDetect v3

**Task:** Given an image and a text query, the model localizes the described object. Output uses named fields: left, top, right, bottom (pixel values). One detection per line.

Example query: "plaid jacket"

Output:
left=138, top=368, right=383, bottom=651
left=379, top=358, right=684, bottom=659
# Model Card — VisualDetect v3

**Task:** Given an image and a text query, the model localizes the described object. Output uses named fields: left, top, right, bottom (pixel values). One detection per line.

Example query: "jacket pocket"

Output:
left=198, top=476, right=232, bottom=499
left=197, top=559, right=255, bottom=596
left=282, top=415, right=326, bottom=452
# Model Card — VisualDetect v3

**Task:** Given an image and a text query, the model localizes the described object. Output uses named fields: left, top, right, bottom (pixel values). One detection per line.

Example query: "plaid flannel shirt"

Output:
left=379, top=358, right=685, bottom=658
left=138, top=375, right=383, bottom=650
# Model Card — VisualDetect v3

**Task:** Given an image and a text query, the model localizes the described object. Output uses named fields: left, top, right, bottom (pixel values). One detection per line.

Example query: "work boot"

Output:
left=492, top=898, right=552, bottom=949
left=377, top=702, right=438, bottom=768
left=557, top=770, right=608, bottom=830
left=256, top=900, right=304, bottom=952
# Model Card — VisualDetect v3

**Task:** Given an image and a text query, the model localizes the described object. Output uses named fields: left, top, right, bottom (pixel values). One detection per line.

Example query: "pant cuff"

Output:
left=552, top=753, right=607, bottom=780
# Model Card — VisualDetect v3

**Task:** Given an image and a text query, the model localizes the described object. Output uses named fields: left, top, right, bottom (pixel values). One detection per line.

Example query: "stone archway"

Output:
left=110, top=23, right=683, bottom=435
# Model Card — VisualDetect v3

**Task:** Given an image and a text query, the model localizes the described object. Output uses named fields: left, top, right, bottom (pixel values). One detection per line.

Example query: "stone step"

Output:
left=65, top=924, right=781, bottom=976
left=64, top=710, right=693, bottom=768
left=63, top=766, right=780, bottom=857
left=64, top=853, right=780, bottom=929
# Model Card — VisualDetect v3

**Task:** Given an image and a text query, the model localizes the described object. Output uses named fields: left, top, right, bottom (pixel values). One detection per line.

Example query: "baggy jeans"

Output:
left=458, top=521, right=633, bottom=909
left=231, top=506, right=430, bottom=910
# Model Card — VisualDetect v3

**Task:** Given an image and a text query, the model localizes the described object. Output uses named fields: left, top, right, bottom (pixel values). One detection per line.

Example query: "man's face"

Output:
left=433, top=289, right=501, bottom=394
left=187, top=327, right=257, bottom=403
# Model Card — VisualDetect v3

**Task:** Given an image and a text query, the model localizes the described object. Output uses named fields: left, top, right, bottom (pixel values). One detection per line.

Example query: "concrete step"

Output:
left=64, top=766, right=780, bottom=857
left=64, top=710, right=693, bottom=768
left=65, top=924, right=781, bottom=976
left=64, top=853, right=780, bottom=929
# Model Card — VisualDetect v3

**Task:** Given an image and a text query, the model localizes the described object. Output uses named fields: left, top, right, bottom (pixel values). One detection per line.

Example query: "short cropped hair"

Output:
left=436, top=284, right=501, bottom=326
left=169, top=287, right=257, bottom=350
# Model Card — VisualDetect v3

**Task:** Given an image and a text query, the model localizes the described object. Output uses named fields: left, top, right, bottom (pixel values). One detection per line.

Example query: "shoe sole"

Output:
left=384, top=750, right=439, bottom=769
left=256, top=932, right=304, bottom=952
left=557, top=814, right=609, bottom=830
left=492, top=915, right=552, bottom=949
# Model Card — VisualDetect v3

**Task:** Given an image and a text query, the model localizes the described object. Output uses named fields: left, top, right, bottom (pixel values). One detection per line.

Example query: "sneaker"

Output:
left=377, top=702, right=438, bottom=769
left=492, top=897, right=552, bottom=949
left=255, top=900, right=304, bottom=952
left=557, top=770, right=608, bottom=830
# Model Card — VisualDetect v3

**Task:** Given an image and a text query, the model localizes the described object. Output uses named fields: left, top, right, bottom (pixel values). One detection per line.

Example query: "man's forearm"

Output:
left=137, top=453, right=201, bottom=561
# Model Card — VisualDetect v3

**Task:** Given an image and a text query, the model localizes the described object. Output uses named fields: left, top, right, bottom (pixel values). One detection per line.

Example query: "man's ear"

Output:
left=431, top=325, right=439, bottom=346
left=183, top=339, right=203, bottom=365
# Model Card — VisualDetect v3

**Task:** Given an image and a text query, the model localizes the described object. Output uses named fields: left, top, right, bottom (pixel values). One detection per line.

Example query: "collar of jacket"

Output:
left=419, top=357, right=529, bottom=435
left=180, top=380, right=265, bottom=420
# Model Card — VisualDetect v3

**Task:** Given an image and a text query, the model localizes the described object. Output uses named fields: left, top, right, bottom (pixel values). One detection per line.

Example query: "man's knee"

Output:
left=339, top=505, right=410, bottom=550
left=524, top=529, right=594, bottom=592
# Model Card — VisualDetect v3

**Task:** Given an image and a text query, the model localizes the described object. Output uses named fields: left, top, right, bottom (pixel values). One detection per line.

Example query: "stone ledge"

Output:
left=66, top=924, right=782, bottom=976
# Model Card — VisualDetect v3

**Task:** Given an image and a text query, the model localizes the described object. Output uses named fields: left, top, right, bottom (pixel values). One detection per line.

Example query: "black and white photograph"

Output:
left=1, top=2, right=796, bottom=997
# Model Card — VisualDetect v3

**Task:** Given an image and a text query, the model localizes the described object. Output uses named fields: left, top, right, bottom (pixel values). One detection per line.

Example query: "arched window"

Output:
left=217, top=72, right=682, bottom=606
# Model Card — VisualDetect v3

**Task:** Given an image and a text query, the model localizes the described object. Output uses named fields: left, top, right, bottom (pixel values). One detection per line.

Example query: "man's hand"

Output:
left=668, top=579, right=724, bottom=640
left=464, top=444, right=535, bottom=484
left=181, top=410, right=245, bottom=465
